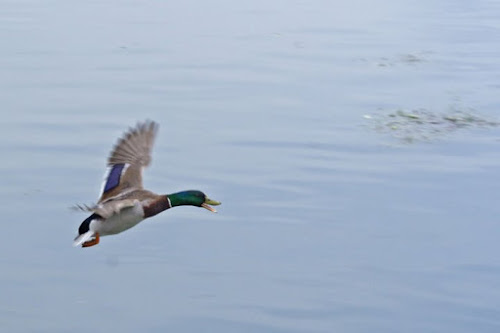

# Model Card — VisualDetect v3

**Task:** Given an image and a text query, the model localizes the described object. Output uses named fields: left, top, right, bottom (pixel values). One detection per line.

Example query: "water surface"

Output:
left=1, top=0, right=500, bottom=332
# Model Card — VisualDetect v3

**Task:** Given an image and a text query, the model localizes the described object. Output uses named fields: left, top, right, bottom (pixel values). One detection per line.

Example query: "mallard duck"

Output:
left=73, top=120, right=221, bottom=248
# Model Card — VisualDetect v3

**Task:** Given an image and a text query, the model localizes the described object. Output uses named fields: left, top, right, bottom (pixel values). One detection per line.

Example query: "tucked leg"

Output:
left=82, top=233, right=100, bottom=247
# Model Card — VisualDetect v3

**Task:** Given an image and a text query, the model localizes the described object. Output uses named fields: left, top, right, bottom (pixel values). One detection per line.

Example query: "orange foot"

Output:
left=82, top=233, right=100, bottom=248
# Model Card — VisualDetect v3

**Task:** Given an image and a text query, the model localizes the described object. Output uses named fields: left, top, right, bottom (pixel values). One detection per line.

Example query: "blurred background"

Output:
left=1, top=0, right=500, bottom=332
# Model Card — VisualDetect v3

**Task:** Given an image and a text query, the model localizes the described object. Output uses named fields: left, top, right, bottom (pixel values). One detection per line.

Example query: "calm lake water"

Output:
left=2, top=0, right=500, bottom=332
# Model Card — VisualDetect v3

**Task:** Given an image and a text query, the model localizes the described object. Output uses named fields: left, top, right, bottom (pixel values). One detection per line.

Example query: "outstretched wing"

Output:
left=97, top=120, right=159, bottom=203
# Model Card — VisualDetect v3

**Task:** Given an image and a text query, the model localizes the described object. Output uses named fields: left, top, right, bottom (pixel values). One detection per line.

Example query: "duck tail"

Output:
left=73, top=231, right=95, bottom=247
left=74, top=213, right=102, bottom=247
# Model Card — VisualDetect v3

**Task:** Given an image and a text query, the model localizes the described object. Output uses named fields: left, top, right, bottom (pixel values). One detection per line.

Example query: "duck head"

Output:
left=167, top=190, right=221, bottom=212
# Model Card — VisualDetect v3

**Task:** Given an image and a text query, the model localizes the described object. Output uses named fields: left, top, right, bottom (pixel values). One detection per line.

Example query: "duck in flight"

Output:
left=73, top=120, right=221, bottom=248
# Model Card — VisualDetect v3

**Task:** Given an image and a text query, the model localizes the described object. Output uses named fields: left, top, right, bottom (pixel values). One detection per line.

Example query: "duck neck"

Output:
left=142, top=191, right=197, bottom=218
left=142, top=195, right=172, bottom=218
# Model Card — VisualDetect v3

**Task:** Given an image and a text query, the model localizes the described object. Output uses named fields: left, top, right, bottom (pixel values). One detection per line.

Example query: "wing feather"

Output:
left=108, top=121, right=158, bottom=167
left=98, top=120, right=159, bottom=203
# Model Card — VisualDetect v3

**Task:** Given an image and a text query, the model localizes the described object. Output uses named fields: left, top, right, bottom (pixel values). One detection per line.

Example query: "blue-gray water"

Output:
left=2, top=0, right=500, bottom=332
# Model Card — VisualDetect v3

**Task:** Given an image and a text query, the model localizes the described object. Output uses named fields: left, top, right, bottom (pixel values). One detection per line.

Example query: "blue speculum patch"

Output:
left=103, top=164, right=125, bottom=193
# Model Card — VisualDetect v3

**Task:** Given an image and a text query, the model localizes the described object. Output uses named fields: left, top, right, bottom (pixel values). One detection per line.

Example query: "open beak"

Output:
left=201, top=197, right=221, bottom=213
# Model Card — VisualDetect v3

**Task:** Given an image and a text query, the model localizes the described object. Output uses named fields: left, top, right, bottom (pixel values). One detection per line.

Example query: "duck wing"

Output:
left=97, top=120, right=159, bottom=203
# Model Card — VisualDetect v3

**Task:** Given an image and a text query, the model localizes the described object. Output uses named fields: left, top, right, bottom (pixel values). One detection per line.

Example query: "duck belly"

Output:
left=95, top=205, right=145, bottom=236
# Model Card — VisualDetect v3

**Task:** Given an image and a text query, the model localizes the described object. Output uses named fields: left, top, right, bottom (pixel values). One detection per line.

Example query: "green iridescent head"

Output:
left=167, top=190, right=221, bottom=212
